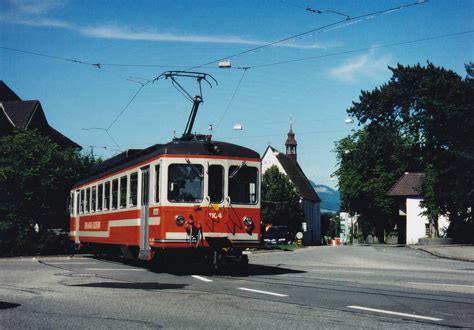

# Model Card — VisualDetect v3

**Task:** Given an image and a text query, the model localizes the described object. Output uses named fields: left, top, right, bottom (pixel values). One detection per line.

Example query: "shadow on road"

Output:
left=150, top=262, right=306, bottom=277
left=0, top=302, right=21, bottom=310
left=246, top=264, right=305, bottom=276
left=85, top=255, right=306, bottom=277
left=70, top=282, right=187, bottom=290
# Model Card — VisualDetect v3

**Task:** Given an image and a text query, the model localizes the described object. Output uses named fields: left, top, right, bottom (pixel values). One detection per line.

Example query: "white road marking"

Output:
left=85, top=268, right=145, bottom=271
left=191, top=275, right=213, bottom=282
left=347, top=305, right=442, bottom=321
left=238, top=287, right=288, bottom=297
left=407, top=282, right=474, bottom=288
left=46, top=262, right=97, bottom=265
left=314, top=269, right=375, bottom=274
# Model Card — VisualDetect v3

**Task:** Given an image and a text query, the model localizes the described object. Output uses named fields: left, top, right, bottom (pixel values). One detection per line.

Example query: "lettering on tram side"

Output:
left=84, top=221, right=101, bottom=230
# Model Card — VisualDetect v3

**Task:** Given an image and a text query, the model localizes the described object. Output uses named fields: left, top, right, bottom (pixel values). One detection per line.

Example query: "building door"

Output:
left=398, top=215, right=406, bottom=244
left=139, top=166, right=151, bottom=260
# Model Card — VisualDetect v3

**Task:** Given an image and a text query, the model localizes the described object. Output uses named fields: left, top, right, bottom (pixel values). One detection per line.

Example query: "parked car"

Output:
left=263, top=225, right=290, bottom=245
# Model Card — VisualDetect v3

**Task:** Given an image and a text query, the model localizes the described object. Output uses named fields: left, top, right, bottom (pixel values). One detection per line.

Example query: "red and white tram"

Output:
left=70, top=71, right=261, bottom=267
left=69, top=138, right=261, bottom=266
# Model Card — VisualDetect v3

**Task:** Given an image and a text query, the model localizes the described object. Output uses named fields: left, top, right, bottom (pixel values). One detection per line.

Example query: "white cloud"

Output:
left=11, top=17, right=74, bottom=29
left=3, top=15, right=333, bottom=49
left=328, top=50, right=393, bottom=84
left=5, top=0, right=64, bottom=15
left=80, top=25, right=264, bottom=45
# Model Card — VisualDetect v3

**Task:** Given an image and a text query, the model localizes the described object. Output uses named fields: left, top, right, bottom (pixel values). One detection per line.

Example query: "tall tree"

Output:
left=336, top=62, right=473, bottom=242
left=0, top=129, right=96, bottom=255
left=334, top=127, right=414, bottom=241
left=261, top=166, right=305, bottom=233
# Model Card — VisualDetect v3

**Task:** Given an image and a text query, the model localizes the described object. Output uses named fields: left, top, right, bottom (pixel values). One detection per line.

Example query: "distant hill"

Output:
left=310, top=181, right=340, bottom=213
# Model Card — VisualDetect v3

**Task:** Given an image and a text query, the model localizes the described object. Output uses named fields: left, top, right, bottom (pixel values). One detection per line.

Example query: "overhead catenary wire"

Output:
left=1, top=1, right=429, bottom=155
left=0, top=45, right=218, bottom=69
left=95, top=26, right=471, bottom=152
left=0, top=46, right=102, bottom=68
left=4, top=28, right=470, bottom=74
left=81, top=127, right=123, bottom=152
left=107, top=81, right=150, bottom=131
left=244, top=30, right=474, bottom=69
left=280, top=0, right=351, bottom=19
left=185, top=0, right=428, bottom=71
left=1, top=2, right=427, bottom=72
left=214, top=68, right=248, bottom=132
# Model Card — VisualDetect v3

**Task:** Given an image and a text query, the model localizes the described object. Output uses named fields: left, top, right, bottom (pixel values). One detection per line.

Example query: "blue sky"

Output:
left=1, top=0, right=473, bottom=188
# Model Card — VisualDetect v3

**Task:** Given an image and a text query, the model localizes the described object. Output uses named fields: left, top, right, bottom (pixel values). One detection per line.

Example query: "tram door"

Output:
left=139, top=166, right=151, bottom=260
left=75, top=190, right=80, bottom=244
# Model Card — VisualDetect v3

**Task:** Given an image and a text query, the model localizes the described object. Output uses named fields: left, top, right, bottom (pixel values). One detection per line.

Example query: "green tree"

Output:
left=336, top=62, right=473, bottom=242
left=320, top=212, right=333, bottom=239
left=0, top=129, right=96, bottom=255
left=327, top=215, right=341, bottom=239
left=261, top=166, right=305, bottom=233
left=334, top=127, right=414, bottom=241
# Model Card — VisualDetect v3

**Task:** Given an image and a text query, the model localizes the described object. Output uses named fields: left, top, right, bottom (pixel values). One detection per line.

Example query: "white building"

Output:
left=388, top=172, right=449, bottom=244
left=261, top=124, right=322, bottom=245
left=339, top=212, right=359, bottom=244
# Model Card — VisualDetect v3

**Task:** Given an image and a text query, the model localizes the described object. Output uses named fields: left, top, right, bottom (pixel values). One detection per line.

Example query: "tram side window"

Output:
left=91, top=186, right=97, bottom=212
left=130, top=172, right=138, bottom=206
left=75, top=191, right=80, bottom=215
left=119, top=176, right=127, bottom=208
left=97, top=184, right=103, bottom=211
left=80, top=190, right=85, bottom=213
left=69, top=192, right=73, bottom=215
left=104, top=182, right=110, bottom=210
left=85, top=188, right=90, bottom=213
left=228, top=166, right=258, bottom=204
left=155, top=165, right=160, bottom=203
left=168, top=164, right=203, bottom=203
left=208, top=165, right=224, bottom=203
left=112, top=179, right=118, bottom=209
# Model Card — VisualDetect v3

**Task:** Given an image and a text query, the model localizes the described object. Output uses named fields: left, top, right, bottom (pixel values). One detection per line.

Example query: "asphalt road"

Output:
left=1, top=246, right=473, bottom=329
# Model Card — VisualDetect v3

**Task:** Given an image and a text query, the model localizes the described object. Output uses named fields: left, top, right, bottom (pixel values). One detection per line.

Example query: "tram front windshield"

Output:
left=168, top=164, right=204, bottom=202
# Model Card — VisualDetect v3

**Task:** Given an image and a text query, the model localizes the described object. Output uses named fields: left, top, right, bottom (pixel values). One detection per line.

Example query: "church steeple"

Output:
left=285, top=121, right=297, bottom=162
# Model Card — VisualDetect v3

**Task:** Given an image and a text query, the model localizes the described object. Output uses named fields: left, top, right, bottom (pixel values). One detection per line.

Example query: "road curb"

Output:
left=0, top=254, right=82, bottom=261
left=408, top=246, right=474, bottom=263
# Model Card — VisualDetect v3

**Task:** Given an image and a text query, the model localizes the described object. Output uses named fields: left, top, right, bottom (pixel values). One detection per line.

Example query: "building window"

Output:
left=130, top=172, right=138, bottom=206
left=155, top=165, right=160, bottom=203
left=425, top=223, right=430, bottom=237
left=229, top=166, right=258, bottom=204
left=208, top=165, right=224, bottom=203
left=91, top=186, right=96, bottom=212
left=112, top=179, right=118, bottom=209
left=168, top=164, right=203, bottom=203
left=97, top=184, right=103, bottom=211
left=104, top=182, right=110, bottom=210
left=120, top=176, right=127, bottom=208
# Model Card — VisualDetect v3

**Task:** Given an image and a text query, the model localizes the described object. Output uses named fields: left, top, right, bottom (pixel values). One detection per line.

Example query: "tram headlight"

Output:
left=175, top=215, right=185, bottom=226
left=243, top=216, right=254, bottom=229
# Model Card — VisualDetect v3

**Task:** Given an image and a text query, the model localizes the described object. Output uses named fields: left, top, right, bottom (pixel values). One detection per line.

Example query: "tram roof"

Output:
left=74, top=139, right=260, bottom=187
